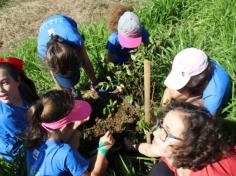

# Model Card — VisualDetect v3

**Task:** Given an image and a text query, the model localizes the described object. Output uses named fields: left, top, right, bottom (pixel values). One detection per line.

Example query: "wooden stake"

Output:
left=144, top=59, right=152, bottom=143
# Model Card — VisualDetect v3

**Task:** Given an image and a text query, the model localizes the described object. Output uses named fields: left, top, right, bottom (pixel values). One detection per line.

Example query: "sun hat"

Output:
left=118, top=11, right=142, bottom=48
left=41, top=100, right=92, bottom=131
left=164, top=48, right=209, bottom=90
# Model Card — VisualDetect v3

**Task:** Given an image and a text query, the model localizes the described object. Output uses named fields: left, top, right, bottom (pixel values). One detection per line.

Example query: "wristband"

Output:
left=98, top=147, right=109, bottom=156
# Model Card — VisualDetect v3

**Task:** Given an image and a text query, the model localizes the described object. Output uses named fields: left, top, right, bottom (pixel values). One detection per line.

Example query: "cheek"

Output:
left=152, top=136, right=173, bottom=157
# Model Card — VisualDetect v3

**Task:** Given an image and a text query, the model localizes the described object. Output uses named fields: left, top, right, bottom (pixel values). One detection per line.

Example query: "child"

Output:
left=126, top=101, right=236, bottom=176
left=26, top=90, right=115, bottom=176
left=162, top=48, right=231, bottom=115
left=37, top=15, right=98, bottom=96
left=106, top=5, right=149, bottom=64
left=0, top=57, right=38, bottom=161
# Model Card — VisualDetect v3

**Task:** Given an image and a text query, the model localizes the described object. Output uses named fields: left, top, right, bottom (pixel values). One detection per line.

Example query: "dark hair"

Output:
left=46, top=35, right=80, bottom=75
left=190, top=57, right=213, bottom=95
left=158, top=101, right=230, bottom=170
left=0, top=63, right=38, bottom=103
left=108, top=4, right=133, bottom=32
left=26, top=90, right=74, bottom=149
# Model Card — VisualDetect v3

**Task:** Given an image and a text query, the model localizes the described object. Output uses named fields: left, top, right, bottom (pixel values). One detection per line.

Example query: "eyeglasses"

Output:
left=154, top=119, right=182, bottom=142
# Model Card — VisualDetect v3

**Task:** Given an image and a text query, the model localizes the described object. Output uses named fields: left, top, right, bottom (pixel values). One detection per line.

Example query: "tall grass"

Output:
left=1, top=0, right=236, bottom=175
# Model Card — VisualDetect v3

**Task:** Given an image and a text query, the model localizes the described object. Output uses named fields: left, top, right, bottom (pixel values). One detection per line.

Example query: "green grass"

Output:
left=1, top=0, right=236, bottom=175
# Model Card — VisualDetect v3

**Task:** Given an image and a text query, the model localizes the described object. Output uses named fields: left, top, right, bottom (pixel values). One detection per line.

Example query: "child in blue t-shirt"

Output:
left=26, top=90, right=115, bottom=176
left=162, top=48, right=231, bottom=115
left=38, top=15, right=98, bottom=96
left=0, top=57, right=38, bottom=161
left=106, top=5, right=149, bottom=64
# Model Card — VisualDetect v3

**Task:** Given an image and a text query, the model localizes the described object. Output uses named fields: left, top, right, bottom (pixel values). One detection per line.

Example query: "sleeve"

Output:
left=203, top=95, right=223, bottom=115
left=106, top=33, right=118, bottom=52
left=141, top=26, right=150, bottom=45
left=65, top=148, right=90, bottom=176
left=0, top=112, right=25, bottom=137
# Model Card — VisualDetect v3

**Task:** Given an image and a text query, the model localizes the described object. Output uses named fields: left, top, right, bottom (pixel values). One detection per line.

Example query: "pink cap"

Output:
left=118, top=12, right=142, bottom=48
left=164, top=48, right=208, bottom=90
left=41, top=100, right=92, bottom=131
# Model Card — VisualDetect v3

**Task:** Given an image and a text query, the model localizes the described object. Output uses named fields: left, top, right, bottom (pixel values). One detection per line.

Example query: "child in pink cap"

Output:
left=106, top=5, right=149, bottom=64
left=26, top=90, right=115, bottom=176
left=162, top=48, right=231, bottom=115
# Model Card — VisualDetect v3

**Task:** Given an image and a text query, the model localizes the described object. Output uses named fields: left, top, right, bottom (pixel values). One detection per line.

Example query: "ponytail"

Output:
left=26, top=101, right=47, bottom=149
left=19, top=71, right=39, bottom=103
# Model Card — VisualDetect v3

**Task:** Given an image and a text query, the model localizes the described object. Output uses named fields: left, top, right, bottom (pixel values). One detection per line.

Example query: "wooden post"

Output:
left=144, top=59, right=151, bottom=143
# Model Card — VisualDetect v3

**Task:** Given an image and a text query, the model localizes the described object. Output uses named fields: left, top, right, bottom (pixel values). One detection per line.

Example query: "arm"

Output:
left=124, top=138, right=159, bottom=158
left=161, top=88, right=191, bottom=106
left=50, top=70, right=62, bottom=89
left=77, top=45, right=97, bottom=85
left=82, top=131, right=115, bottom=176
left=136, top=143, right=159, bottom=157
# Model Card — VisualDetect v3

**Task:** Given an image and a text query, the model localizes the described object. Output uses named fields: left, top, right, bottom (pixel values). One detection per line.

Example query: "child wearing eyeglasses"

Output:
left=125, top=101, right=236, bottom=176
left=0, top=57, right=38, bottom=161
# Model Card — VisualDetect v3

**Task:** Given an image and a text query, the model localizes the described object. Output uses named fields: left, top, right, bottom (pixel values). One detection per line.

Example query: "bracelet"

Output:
left=98, top=147, right=109, bottom=156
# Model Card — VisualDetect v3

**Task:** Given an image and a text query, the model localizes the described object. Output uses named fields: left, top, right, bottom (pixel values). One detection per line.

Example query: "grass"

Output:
left=1, top=0, right=236, bottom=175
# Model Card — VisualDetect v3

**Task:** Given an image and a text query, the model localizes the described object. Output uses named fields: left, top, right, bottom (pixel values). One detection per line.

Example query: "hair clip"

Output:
left=0, top=57, right=24, bottom=71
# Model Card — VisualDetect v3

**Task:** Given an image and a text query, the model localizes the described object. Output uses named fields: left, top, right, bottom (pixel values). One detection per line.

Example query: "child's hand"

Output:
left=99, top=131, right=115, bottom=150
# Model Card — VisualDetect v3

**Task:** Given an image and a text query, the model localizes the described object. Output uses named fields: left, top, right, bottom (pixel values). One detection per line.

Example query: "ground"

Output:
left=0, top=0, right=120, bottom=55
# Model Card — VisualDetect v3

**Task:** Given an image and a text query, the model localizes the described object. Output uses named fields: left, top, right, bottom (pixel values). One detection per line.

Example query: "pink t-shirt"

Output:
left=162, top=146, right=236, bottom=176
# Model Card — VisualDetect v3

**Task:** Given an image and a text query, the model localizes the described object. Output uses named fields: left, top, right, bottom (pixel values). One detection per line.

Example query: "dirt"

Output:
left=0, top=0, right=121, bottom=55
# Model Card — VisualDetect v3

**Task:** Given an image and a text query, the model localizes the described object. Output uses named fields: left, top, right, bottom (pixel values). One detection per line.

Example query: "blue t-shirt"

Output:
left=0, top=101, right=29, bottom=161
left=106, top=26, right=149, bottom=64
left=37, top=15, right=84, bottom=60
left=27, top=140, right=89, bottom=176
left=203, top=60, right=231, bottom=114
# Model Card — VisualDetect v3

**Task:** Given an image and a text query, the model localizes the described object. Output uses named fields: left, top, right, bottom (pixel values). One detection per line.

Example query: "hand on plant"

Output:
left=99, top=131, right=115, bottom=150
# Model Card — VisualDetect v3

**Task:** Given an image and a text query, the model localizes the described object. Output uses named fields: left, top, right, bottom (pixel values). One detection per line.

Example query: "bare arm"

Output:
left=77, top=45, right=97, bottom=85
left=161, top=88, right=191, bottom=106
left=83, top=131, right=115, bottom=176
left=136, top=143, right=159, bottom=157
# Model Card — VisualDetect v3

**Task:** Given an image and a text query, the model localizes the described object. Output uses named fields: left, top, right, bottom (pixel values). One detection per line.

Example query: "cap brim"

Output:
left=118, top=33, right=142, bottom=48
left=164, top=71, right=191, bottom=90
left=68, top=100, right=92, bottom=122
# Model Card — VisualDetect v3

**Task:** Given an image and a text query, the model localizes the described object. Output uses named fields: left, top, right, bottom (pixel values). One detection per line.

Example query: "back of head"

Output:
left=46, top=35, right=79, bottom=75
left=159, top=101, right=227, bottom=170
left=26, top=90, right=73, bottom=149
left=108, top=4, right=133, bottom=32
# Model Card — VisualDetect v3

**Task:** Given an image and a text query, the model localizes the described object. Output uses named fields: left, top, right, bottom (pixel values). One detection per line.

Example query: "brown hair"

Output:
left=26, top=90, right=74, bottom=149
left=0, top=63, right=38, bottom=103
left=108, top=4, right=133, bottom=32
left=158, top=101, right=230, bottom=170
left=46, top=35, right=81, bottom=75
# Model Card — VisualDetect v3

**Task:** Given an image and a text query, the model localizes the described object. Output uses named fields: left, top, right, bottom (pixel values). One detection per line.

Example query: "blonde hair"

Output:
left=108, top=4, right=133, bottom=32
